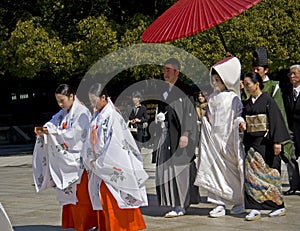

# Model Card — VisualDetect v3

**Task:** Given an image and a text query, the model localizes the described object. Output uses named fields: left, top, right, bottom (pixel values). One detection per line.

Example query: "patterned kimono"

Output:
left=83, top=98, right=148, bottom=230
left=243, top=92, right=290, bottom=210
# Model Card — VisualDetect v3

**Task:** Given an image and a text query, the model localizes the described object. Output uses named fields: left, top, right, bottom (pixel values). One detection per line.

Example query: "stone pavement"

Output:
left=0, top=149, right=300, bottom=231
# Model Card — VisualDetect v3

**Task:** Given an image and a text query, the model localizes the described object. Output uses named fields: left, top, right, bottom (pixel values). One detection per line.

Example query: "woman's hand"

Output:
left=34, top=126, right=48, bottom=135
left=34, top=127, right=43, bottom=136
left=42, top=127, right=49, bottom=135
left=239, top=122, right=246, bottom=131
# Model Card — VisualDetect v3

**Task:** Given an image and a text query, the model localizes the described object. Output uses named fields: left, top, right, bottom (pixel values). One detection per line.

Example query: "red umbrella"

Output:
left=142, top=0, right=261, bottom=52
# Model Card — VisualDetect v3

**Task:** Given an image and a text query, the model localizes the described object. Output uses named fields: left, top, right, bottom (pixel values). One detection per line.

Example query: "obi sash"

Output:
left=246, top=114, right=269, bottom=133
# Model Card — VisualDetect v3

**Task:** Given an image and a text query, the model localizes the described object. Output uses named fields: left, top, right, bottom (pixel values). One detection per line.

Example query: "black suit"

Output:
left=285, top=90, right=300, bottom=191
left=129, top=104, right=149, bottom=148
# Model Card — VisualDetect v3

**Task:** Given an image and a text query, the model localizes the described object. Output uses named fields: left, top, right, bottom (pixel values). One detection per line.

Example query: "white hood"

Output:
left=210, top=56, right=241, bottom=98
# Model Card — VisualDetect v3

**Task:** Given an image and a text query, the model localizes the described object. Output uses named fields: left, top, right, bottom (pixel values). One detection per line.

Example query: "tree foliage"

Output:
left=171, top=0, right=300, bottom=76
left=0, top=0, right=299, bottom=82
left=74, top=15, right=118, bottom=72
left=1, top=19, right=74, bottom=78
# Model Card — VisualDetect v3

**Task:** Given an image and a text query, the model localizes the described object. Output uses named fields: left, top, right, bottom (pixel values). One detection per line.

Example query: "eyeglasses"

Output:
left=288, top=71, right=300, bottom=77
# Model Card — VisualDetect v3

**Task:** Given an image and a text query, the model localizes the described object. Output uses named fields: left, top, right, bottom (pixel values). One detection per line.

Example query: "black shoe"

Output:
left=283, top=189, right=297, bottom=195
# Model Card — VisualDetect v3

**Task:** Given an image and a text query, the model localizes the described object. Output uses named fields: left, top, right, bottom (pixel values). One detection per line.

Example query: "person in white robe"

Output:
left=32, top=84, right=91, bottom=205
left=32, top=84, right=99, bottom=231
left=82, top=83, right=148, bottom=230
left=194, top=57, right=245, bottom=217
left=33, top=84, right=91, bottom=204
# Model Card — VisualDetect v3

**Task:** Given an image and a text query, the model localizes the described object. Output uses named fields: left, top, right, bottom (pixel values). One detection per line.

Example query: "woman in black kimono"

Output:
left=240, top=72, right=291, bottom=221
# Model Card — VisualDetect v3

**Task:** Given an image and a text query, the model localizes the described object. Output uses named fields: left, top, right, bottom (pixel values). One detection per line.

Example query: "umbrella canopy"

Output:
left=142, top=0, right=261, bottom=44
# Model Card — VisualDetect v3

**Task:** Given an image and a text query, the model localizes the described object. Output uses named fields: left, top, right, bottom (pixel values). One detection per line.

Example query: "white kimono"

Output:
left=195, top=90, right=245, bottom=206
left=32, top=96, right=91, bottom=205
left=195, top=57, right=245, bottom=206
left=83, top=98, right=148, bottom=210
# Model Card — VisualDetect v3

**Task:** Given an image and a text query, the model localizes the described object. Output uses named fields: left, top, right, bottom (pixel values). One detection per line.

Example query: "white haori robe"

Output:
left=83, top=98, right=148, bottom=210
left=194, top=91, right=245, bottom=206
left=32, top=97, right=91, bottom=205
left=0, top=203, right=14, bottom=231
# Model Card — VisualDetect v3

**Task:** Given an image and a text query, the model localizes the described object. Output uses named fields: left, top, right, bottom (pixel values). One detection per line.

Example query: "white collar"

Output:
left=294, top=86, right=300, bottom=94
left=251, top=93, right=262, bottom=103
left=262, top=75, right=270, bottom=82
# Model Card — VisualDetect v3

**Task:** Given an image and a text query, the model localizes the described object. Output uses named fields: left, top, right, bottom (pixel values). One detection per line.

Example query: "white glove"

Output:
left=156, top=112, right=166, bottom=122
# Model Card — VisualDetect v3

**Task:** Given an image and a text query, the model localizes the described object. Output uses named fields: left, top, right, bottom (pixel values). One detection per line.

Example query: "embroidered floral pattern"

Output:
left=62, top=185, right=73, bottom=195
left=86, top=147, right=93, bottom=158
left=102, top=119, right=108, bottom=133
left=56, top=143, right=68, bottom=155
left=121, top=119, right=128, bottom=130
left=37, top=136, right=44, bottom=148
left=78, top=156, right=84, bottom=169
left=136, top=177, right=144, bottom=186
left=122, top=139, right=142, bottom=161
left=124, top=193, right=138, bottom=206
left=37, top=174, right=44, bottom=188
left=245, top=148, right=284, bottom=206
left=110, top=167, right=126, bottom=183
left=42, top=156, right=47, bottom=167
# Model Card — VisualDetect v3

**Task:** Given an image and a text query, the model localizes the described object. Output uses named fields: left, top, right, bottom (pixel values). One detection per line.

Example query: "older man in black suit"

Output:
left=284, top=64, right=300, bottom=195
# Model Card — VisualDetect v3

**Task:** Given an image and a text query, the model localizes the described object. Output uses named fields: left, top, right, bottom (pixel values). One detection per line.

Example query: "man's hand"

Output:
left=179, top=135, right=188, bottom=148
left=156, top=112, right=166, bottom=122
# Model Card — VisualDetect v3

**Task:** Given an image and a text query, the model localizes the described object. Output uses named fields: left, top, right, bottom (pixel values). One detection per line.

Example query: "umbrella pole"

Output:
left=216, top=25, right=231, bottom=57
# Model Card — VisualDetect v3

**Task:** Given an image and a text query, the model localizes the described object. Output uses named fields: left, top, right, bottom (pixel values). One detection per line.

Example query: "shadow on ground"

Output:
left=141, top=194, right=215, bottom=217
left=14, top=225, right=66, bottom=231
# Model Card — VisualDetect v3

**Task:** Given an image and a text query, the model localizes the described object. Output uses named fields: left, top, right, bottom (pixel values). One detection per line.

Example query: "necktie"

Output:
left=134, top=106, right=140, bottom=115
left=293, top=89, right=298, bottom=101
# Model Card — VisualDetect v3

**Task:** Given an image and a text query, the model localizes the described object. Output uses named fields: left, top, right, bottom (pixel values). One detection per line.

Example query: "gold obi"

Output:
left=246, top=114, right=269, bottom=133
